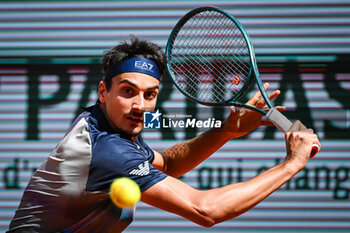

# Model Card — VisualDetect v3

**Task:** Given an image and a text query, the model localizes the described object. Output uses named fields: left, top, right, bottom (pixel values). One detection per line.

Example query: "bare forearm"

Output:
left=197, top=160, right=300, bottom=224
left=145, top=128, right=319, bottom=227
left=143, top=160, right=301, bottom=227
left=162, top=128, right=231, bottom=177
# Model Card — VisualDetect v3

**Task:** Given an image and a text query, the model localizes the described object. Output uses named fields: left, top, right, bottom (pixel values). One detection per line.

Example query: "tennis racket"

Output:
left=166, top=6, right=319, bottom=157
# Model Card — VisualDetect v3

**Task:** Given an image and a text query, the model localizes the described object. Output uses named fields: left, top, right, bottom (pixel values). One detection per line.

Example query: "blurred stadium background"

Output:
left=0, top=0, right=349, bottom=232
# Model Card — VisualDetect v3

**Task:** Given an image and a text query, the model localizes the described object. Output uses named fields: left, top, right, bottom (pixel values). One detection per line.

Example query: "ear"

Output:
left=98, top=81, right=107, bottom=103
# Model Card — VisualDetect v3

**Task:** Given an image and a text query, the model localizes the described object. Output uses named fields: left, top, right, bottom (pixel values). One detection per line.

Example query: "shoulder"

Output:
left=86, top=134, right=167, bottom=192
left=90, top=133, right=140, bottom=167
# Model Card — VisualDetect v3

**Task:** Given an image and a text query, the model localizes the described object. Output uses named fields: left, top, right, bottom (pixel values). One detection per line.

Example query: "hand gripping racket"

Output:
left=166, top=6, right=319, bottom=157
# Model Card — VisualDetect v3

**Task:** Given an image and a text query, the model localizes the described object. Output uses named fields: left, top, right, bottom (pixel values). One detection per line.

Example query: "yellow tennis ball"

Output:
left=110, top=177, right=141, bottom=208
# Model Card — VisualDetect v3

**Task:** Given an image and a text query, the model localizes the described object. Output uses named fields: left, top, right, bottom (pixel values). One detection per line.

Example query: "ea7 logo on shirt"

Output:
left=143, top=110, right=161, bottom=129
left=129, top=161, right=150, bottom=176
left=135, top=61, right=154, bottom=73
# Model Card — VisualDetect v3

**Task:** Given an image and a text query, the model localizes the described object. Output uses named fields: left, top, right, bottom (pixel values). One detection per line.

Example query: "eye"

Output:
left=122, top=87, right=135, bottom=96
left=144, top=91, right=157, bottom=100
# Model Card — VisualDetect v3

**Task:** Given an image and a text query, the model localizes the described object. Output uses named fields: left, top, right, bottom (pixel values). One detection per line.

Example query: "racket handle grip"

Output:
left=264, top=108, right=320, bottom=158
left=310, top=144, right=320, bottom=158
left=264, top=108, right=293, bottom=132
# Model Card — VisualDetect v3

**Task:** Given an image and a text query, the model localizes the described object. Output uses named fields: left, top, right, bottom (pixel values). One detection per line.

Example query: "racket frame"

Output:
left=166, top=6, right=319, bottom=157
left=166, top=6, right=272, bottom=115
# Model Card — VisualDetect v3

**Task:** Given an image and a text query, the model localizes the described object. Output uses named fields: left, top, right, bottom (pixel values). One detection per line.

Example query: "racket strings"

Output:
left=190, top=15, right=230, bottom=98
left=169, top=10, right=251, bottom=103
left=213, top=15, right=251, bottom=78
left=173, top=18, right=229, bottom=99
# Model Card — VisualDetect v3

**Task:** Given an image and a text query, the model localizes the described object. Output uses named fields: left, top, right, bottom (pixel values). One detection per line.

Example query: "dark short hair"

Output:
left=101, top=36, right=167, bottom=91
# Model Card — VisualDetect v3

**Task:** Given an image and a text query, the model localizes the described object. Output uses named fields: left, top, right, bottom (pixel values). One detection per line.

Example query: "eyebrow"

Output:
left=119, top=79, right=159, bottom=90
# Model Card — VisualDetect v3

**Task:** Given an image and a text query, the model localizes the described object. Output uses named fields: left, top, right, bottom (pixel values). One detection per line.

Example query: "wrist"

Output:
left=207, top=126, right=235, bottom=142
left=216, top=125, right=237, bottom=140
left=217, top=118, right=239, bottom=139
left=282, top=159, right=305, bottom=175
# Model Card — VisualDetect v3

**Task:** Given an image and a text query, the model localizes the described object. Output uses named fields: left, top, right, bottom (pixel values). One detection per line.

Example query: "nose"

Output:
left=132, top=93, right=145, bottom=111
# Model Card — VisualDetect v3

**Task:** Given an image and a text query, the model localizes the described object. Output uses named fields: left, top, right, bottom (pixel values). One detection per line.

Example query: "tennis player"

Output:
left=8, top=36, right=320, bottom=232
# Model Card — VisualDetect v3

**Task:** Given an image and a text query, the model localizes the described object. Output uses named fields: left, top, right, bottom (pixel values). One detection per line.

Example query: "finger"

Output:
left=229, top=106, right=237, bottom=113
left=261, top=106, right=286, bottom=113
left=229, top=106, right=239, bottom=117
left=246, top=83, right=270, bottom=106
left=255, top=89, right=281, bottom=109
left=255, top=98, right=267, bottom=109
left=274, top=106, right=287, bottom=112
left=263, top=82, right=270, bottom=89
left=268, top=90, right=281, bottom=102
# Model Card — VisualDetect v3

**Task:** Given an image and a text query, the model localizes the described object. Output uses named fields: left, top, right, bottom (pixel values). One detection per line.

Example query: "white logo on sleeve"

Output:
left=129, top=161, right=150, bottom=176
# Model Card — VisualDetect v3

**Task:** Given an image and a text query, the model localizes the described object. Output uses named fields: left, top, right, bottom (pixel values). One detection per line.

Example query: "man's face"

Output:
left=98, top=73, right=159, bottom=138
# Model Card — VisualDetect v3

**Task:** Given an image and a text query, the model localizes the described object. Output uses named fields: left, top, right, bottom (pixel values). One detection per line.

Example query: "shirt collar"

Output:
left=88, top=104, right=140, bottom=141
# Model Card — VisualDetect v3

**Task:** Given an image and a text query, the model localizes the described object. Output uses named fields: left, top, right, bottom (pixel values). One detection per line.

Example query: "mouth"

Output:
left=126, top=113, right=143, bottom=124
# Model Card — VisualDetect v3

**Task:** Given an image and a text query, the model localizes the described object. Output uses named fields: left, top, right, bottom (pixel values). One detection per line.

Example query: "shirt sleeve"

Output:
left=85, top=133, right=167, bottom=192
